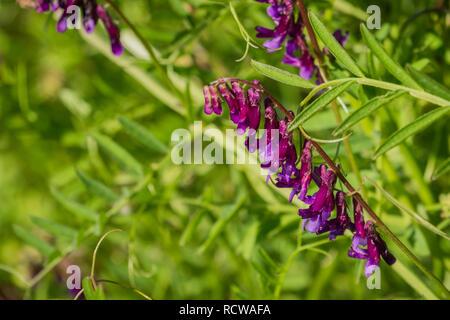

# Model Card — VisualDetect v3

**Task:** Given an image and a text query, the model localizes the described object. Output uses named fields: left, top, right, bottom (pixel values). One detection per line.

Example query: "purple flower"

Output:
left=348, top=199, right=396, bottom=277
left=245, top=82, right=262, bottom=152
left=275, top=118, right=298, bottom=183
left=204, top=81, right=262, bottom=153
left=259, top=99, right=280, bottom=175
left=81, top=0, right=98, bottom=34
left=348, top=198, right=368, bottom=259
left=317, top=191, right=354, bottom=240
left=255, top=0, right=294, bottom=52
left=278, top=139, right=313, bottom=202
left=231, top=82, right=250, bottom=134
left=254, top=1, right=350, bottom=81
left=218, top=83, right=240, bottom=124
left=203, top=85, right=222, bottom=115
left=36, top=0, right=52, bottom=13
left=97, top=5, right=123, bottom=56
left=298, top=164, right=336, bottom=233
left=56, top=0, right=75, bottom=33
left=333, top=29, right=349, bottom=47
left=365, top=221, right=396, bottom=266
left=32, top=0, right=122, bottom=55
left=203, top=86, right=213, bottom=115
left=281, top=37, right=316, bottom=80
left=296, top=140, right=313, bottom=201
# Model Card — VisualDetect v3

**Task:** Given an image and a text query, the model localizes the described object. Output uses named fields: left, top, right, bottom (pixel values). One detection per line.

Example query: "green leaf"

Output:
left=30, top=216, right=78, bottom=239
left=407, top=65, right=450, bottom=102
left=251, top=260, right=277, bottom=283
left=360, top=24, right=421, bottom=90
left=367, top=177, right=450, bottom=241
left=392, top=260, right=438, bottom=300
left=91, top=132, right=143, bottom=176
left=250, top=60, right=314, bottom=88
left=180, top=187, right=214, bottom=246
left=198, top=194, right=247, bottom=253
left=51, top=187, right=99, bottom=222
left=432, top=158, right=450, bottom=181
left=308, top=12, right=364, bottom=77
left=257, top=248, right=280, bottom=273
left=236, top=222, right=259, bottom=260
left=373, top=106, right=450, bottom=158
left=289, top=81, right=354, bottom=131
left=179, top=209, right=207, bottom=246
left=13, top=225, right=55, bottom=256
left=333, top=90, right=405, bottom=136
left=82, top=277, right=105, bottom=300
left=76, top=169, right=120, bottom=202
left=118, top=116, right=169, bottom=154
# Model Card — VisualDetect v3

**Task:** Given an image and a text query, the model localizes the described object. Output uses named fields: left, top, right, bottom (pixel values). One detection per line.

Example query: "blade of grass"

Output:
left=367, top=177, right=450, bottom=241
left=373, top=106, right=450, bottom=158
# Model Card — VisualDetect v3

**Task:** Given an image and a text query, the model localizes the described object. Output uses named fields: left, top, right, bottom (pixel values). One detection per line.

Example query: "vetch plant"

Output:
left=202, top=0, right=450, bottom=298
left=3, top=0, right=450, bottom=300
left=203, top=77, right=397, bottom=279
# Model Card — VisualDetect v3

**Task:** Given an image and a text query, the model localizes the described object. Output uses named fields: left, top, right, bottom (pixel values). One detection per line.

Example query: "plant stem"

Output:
left=103, top=0, right=185, bottom=107
left=301, top=77, right=450, bottom=107
left=297, top=0, right=362, bottom=184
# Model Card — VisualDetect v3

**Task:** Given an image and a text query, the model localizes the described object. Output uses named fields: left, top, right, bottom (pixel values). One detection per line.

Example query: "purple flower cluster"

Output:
left=254, top=0, right=348, bottom=81
left=34, top=0, right=123, bottom=55
left=203, top=79, right=395, bottom=277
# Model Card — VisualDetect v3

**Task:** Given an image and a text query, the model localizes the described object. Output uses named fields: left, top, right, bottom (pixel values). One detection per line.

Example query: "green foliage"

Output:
left=288, top=81, right=355, bottom=130
left=251, top=60, right=314, bottom=88
left=309, top=11, right=364, bottom=77
left=0, top=0, right=449, bottom=300
left=373, top=106, right=450, bottom=158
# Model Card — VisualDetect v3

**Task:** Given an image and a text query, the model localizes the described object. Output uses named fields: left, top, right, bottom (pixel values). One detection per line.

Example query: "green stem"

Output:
left=301, top=77, right=450, bottom=107
left=274, top=238, right=332, bottom=299
left=297, top=0, right=363, bottom=185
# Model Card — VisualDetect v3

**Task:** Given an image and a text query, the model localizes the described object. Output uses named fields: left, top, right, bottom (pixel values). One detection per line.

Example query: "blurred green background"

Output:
left=0, top=0, right=449, bottom=299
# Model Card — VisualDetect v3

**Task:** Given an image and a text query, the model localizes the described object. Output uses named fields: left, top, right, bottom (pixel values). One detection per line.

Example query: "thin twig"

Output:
left=90, top=229, right=123, bottom=289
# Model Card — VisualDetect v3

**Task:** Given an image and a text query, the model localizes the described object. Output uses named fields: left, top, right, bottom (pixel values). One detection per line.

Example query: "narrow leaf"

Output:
left=333, top=90, right=405, bottom=136
left=407, top=65, right=450, bottom=102
left=392, top=260, right=438, bottom=300
left=367, top=177, right=450, bottom=241
left=76, top=169, right=120, bottom=202
left=237, top=222, right=259, bottom=260
left=13, top=225, right=55, bottom=256
left=118, top=116, right=169, bottom=154
left=432, top=158, right=450, bottom=181
left=30, top=216, right=78, bottom=239
left=198, top=194, right=247, bottom=253
left=360, top=24, right=421, bottom=90
left=82, top=277, right=105, bottom=300
left=309, top=12, right=364, bottom=77
left=179, top=208, right=207, bottom=246
left=373, top=106, right=450, bottom=158
left=288, top=81, right=354, bottom=131
left=258, top=248, right=280, bottom=273
left=251, top=260, right=277, bottom=283
left=51, top=187, right=99, bottom=222
left=251, top=60, right=314, bottom=88
left=91, top=132, right=143, bottom=176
